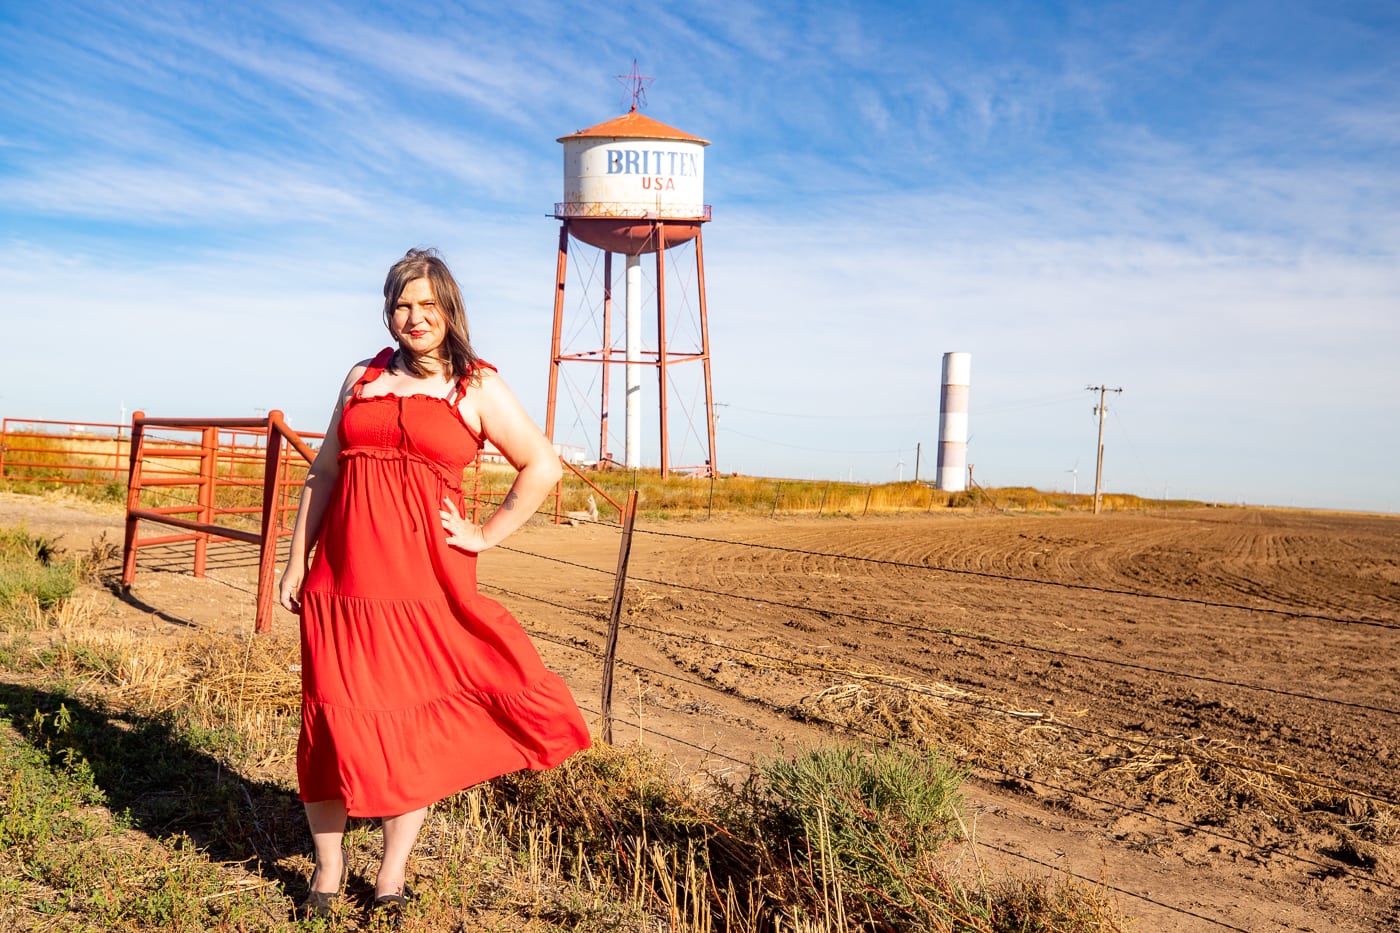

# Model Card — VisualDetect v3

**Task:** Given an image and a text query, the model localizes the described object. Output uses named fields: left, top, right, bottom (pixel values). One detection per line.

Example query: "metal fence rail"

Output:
left=2, top=413, right=582, bottom=633
left=1, top=417, right=132, bottom=488
left=120, top=410, right=322, bottom=633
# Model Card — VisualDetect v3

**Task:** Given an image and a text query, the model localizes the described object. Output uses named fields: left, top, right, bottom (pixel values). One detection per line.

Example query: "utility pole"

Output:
left=1086, top=384, right=1123, bottom=515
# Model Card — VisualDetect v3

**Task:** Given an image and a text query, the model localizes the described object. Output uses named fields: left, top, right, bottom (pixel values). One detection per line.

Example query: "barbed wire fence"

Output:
left=115, top=469, right=1400, bottom=931
left=488, top=503, right=1400, bottom=931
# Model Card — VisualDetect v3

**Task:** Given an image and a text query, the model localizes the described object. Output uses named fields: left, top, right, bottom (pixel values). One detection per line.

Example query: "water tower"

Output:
left=545, top=85, right=717, bottom=478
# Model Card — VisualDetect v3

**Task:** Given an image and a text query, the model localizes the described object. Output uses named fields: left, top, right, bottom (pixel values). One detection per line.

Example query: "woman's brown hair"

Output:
left=382, top=247, right=483, bottom=382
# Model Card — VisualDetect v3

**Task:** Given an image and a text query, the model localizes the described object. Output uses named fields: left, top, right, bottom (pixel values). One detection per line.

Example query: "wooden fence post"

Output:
left=600, top=489, right=639, bottom=744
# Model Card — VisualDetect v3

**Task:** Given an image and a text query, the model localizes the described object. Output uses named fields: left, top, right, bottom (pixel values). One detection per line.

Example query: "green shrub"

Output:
left=759, top=744, right=967, bottom=912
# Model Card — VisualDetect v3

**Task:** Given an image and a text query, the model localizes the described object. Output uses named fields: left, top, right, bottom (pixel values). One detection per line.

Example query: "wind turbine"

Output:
left=1066, top=460, right=1080, bottom=495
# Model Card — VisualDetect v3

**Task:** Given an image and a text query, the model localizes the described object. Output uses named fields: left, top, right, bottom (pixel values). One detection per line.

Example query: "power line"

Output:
left=721, top=427, right=903, bottom=455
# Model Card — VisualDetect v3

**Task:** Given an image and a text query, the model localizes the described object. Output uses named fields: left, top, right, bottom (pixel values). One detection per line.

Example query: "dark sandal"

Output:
left=297, top=849, right=349, bottom=920
left=373, top=884, right=414, bottom=924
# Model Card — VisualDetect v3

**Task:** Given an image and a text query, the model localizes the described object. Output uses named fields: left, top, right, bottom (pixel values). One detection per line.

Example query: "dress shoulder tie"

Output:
left=352, top=347, right=397, bottom=400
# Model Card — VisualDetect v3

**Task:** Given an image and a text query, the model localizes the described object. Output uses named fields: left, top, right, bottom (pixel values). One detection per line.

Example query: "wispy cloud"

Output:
left=0, top=157, right=366, bottom=225
left=1, top=0, right=1396, bottom=510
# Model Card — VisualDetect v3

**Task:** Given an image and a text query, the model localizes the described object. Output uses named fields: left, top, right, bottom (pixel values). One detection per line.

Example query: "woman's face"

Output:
left=389, top=277, right=447, bottom=358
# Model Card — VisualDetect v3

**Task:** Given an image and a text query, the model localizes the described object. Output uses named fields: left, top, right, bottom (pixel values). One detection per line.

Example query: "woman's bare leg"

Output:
left=376, top=806, right=428, bottom=898
left=304, top=799, right=348, bottom=892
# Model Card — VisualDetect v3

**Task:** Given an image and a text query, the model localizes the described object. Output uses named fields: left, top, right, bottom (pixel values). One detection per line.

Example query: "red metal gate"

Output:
left=120, top=410, right=319, bottom=633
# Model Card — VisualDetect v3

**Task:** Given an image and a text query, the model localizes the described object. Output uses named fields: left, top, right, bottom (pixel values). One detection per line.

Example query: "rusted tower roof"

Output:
left=557, top=110, right=710, bottom=146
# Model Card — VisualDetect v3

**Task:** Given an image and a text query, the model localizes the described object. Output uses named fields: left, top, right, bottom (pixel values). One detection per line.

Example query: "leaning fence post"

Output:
left=600, top=489, right=639, bottom=744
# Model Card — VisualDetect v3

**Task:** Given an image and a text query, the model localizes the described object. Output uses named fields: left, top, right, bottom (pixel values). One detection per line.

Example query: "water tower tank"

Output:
left=556, top=109, right=711, bottom=255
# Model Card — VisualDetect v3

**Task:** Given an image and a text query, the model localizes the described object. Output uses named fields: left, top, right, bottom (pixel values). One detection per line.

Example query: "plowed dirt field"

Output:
left=5, top=493, right=1398, bottom=932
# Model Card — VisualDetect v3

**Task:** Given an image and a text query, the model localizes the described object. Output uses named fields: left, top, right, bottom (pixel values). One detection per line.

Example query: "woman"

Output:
left=278, top=248, right=591, bottom=919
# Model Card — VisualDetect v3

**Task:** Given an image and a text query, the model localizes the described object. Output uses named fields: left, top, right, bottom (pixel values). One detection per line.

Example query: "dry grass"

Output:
left=0, top=429, right=311, bottom=530
left=0, top=522, right=1131, bottom=931
left=795, top=673, right=1069, bottom=776
left=400, top=458, right=1203, bottom=524
left=1094, top=737, right=1400, bottom=846
left=6, top=426, right=1206, bottom=537
left=0, top=430, right=129, bottom=497
left=797, top=669, right=1399, bottom=879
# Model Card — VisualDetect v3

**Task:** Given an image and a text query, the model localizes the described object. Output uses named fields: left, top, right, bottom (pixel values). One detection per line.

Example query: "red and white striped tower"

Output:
left=937, top=352, right=971, bottom=491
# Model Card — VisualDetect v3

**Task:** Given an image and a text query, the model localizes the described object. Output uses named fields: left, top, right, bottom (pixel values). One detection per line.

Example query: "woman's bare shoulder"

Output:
left=343, top=360, right=374, bottom=384
left=470, top=364, right=513, bottom=399
left=333, top=358, right=379, bottom=402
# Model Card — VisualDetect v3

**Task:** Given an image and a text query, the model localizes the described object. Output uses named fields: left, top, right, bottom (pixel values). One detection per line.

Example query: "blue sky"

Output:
left=2, top=1, right=1397, bottom=512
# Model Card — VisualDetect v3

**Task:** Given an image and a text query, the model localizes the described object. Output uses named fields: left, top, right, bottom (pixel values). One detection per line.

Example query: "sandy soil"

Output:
left=4, top=492, right=1398, bottom=932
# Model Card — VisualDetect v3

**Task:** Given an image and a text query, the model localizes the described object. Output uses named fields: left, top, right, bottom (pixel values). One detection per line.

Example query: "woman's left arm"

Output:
left=440, top=370, right=562, bottom=553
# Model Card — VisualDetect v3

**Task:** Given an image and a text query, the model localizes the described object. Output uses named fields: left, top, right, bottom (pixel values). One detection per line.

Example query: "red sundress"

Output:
left=296, top=348, right=591, bottom=817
